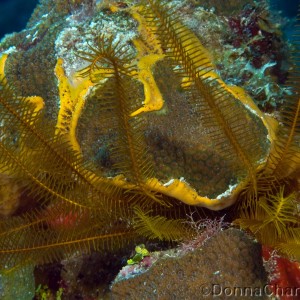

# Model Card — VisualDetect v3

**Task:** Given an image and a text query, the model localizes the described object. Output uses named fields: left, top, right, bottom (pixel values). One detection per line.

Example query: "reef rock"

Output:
left=111, top=228, right=268, bottom=300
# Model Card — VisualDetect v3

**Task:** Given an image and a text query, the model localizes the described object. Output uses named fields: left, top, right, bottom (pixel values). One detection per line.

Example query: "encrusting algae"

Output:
left=0, top=0, right=299, bottom=296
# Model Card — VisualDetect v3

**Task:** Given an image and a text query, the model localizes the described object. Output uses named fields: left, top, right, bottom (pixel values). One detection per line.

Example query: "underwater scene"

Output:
left=0, top=0, right=299, bottom=299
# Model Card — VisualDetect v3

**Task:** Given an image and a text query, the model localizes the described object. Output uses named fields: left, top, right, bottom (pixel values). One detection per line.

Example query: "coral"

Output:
left=111, top=229, right=267, bottom=300
left=263, top=246, right=300, bottom=300
left=220, top=2, right=290, bottom=109
left=0, top=0, right=129, bottom=120
left=0, top=0, right=280, bottom=202
left=188, top=0, right=256, bottom=15
left=0, top=1, right=298, bottom=294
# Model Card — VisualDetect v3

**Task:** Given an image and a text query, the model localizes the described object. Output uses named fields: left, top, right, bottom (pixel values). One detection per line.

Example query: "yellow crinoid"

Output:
left=0, top=0, right=299, bottom=273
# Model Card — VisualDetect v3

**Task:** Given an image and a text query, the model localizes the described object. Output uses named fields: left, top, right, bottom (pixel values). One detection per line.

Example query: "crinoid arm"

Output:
left=135, top=0, right=272, bottom=206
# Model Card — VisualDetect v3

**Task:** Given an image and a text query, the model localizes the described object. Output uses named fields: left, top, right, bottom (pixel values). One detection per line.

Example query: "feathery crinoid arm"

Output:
left=133, top=206, right=191, bottom=241
left=0, top=79, right=135, bottom=270
left=265, top=10, right=300, bottom=179
left=234, top=187, right=300, bottom=260
left=234, top=6, right=300, bottom=259
left=0, top=52, right=141, bottom=271
left=0, top=63, right=125, bottom=215
left=142, top=0, right=270, bottom=195
left=79, top=35, right=167, bottom=206
left=0, top=203, right=135, bottom=270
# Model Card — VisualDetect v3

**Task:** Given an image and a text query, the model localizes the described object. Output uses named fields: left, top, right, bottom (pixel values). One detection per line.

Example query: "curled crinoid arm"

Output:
left=78, top=35, right=167, bottom=206
left=77, top=34, right=137, bottom=82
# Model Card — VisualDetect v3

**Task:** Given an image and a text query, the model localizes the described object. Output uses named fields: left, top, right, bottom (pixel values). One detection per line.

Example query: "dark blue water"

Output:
left=270, top=0, right=300, bottom=17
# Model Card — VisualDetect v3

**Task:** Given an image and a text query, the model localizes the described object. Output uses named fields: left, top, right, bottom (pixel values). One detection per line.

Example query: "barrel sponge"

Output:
left=110, top=228, right=267, bottom=300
